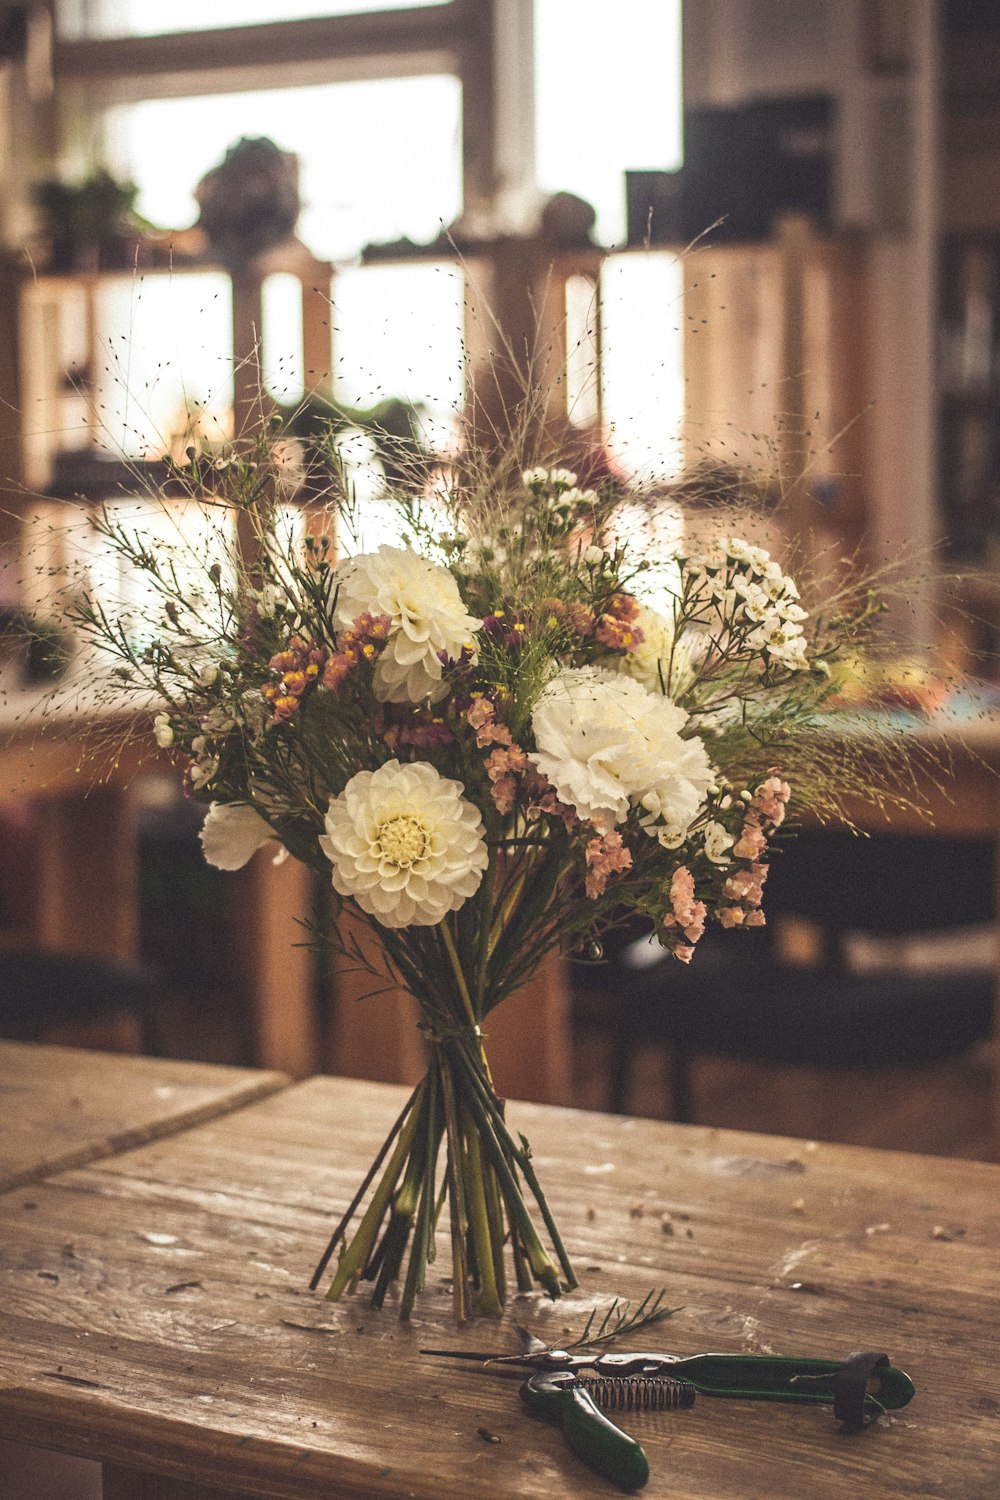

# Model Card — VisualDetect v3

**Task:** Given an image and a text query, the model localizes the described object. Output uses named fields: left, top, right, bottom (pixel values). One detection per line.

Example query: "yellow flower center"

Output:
left=377, top=814, right=428, bottom=868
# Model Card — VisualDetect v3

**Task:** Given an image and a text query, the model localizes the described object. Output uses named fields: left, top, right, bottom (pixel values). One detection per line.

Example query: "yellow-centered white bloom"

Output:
left=529, top=665, right=714, bottom=836
left=201, top=802, right=275, bottom=870
left=320, top=759, right=489, bottom=928
left=331, top=544, right=480, bottom=704
left=702, top=820, right=735, bottom=864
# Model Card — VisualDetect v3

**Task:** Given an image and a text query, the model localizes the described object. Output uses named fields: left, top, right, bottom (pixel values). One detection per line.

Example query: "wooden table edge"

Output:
left=0, top=1387, right=428, bottom=1500
left=0, top=1067, right=293, bottom=1196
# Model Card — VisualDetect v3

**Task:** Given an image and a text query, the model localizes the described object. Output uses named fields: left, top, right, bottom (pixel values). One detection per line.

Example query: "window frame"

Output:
left=51, top=2, right=503, bottom=223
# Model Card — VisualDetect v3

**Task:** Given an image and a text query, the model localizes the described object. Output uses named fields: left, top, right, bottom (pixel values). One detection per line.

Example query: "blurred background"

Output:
left=1, top=0, right=998, bottom=1159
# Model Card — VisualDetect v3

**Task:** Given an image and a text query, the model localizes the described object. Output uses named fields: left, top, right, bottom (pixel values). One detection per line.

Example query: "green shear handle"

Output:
left=594, top=1350, right=915, bottom=1419
left=521, top=1371, right=652, bottom=1492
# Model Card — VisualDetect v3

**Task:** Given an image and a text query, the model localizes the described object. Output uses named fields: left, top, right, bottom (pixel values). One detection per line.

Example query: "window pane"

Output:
left=102, top=75, right=462, bottom=263
left=58, top=0, right=445, bottom=40
left=534, top=0, right=683, bottom=247
left=262, top=274, right=305, bottom=405
left=332, top=261, right=464, bottom=420
left=600, top=251, right=684, bottom=481
left=91, top=273, right=233, bottom=458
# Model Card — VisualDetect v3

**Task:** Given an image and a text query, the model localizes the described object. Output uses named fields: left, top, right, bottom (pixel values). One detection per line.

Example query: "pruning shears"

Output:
left=422, top=1326, right=915, bottom=1492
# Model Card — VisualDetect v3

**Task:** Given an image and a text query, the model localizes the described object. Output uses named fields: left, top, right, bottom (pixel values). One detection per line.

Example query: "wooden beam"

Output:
left=53, top=6, right=464, bottom=99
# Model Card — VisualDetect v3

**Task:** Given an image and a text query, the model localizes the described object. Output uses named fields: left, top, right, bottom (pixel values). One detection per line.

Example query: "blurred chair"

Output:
left=0, top=797, right=169, bottom=1054
left=0, top=947, right=167, bottom=1054
left=571, top=831, right=995, bottom=1120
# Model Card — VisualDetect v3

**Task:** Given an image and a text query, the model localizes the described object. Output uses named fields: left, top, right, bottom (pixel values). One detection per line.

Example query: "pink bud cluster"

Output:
left=717, top=773, right=791, bottom=928
left=466, top=695, right=577, bottom=828
left=522, top=768, right=579, bottom=834
left=322, top=612, right=393, bottom=691
left=466, top=695, right=527, bottom=815
left=263, top=636, right=329, bottom=725
left=594, top=592, right=644, bottom=652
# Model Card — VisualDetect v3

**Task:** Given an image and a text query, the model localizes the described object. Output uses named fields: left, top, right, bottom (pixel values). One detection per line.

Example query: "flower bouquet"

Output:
left=64, top=433, right=885, bottom=1320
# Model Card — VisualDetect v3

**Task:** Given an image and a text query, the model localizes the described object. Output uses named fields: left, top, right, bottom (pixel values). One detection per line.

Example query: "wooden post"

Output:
left=35, top=788, right=138, bottom=962
left=484, top=951, right=573, bottom=1106
left=230, top=846, right=318, bottom=1080
left=327, top=910, right=425, bottom=1086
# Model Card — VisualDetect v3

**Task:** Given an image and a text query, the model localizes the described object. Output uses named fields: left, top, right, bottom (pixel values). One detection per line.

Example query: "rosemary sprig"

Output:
left=551, top=1289, right=682, bottom=1354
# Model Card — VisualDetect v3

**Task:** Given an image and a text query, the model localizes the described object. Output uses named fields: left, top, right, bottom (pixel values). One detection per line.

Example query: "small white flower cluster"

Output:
left=153, top=711, right=173, bottom=748
left=520, top=467, right=597, bottom=514
left=702, top=819, right=735, bottom=864
left=188, top=733, right=219, bottom=790
left=695, top=538, right=810, bottom=671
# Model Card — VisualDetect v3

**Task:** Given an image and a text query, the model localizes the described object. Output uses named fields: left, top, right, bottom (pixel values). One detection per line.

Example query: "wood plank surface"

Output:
left=1, top=1075, right=998, bottom=1498
left=0, top=1042, right=289, bottom=1193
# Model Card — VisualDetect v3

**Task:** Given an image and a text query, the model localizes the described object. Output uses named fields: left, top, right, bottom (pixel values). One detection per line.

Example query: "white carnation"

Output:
left=529, top=665, right=714, bottom=835
left=201, top=802, right=275, bottom=870
left=319, top=759, right=489, bottom=928
left=331, top=544, right=480, bottom=704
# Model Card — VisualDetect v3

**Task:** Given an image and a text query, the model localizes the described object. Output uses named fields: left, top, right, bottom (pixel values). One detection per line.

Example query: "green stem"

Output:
left=439, top=918, right=480, bottom=1027
left=461, top=1102, right=503, bottom=1317
left=309, top=1084, right=420, bottom=1290
left=474, top=858, right=497, bottom=1003
left=456, top=1041, right=576, bottom=1291
left=400, top=1075, right=441, bottom=1318
left=436, top=1051, right=471, bottom=1322
left=324, top=1080, right=425, bottom=1302
left=451, top=1046, right=562, bottom=1297
left=481, top=1140, right=508, bottom=1305
left=367, top=1110, right=430, bottom=1309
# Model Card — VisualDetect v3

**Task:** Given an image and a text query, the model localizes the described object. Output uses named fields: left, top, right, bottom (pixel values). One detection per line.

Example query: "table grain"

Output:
left=0, top=1041, right=289, bottom=1192
left=1, top=1074, right=998, bottom=1498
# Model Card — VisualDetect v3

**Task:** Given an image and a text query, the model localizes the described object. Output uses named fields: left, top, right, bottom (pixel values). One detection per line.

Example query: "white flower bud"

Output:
left=153, top=712, right=174, bottom=748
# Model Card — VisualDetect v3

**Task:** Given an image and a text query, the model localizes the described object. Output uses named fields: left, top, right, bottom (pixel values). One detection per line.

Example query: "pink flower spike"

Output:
left=667, top=864, right=706, bottom=943
left=732, top=820, right=768, bottom=861
left=584, top=830, right=633, bottom=898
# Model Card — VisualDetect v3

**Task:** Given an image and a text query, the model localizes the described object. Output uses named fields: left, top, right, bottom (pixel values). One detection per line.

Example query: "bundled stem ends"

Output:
left=309, top=960, right=576, bottom=1320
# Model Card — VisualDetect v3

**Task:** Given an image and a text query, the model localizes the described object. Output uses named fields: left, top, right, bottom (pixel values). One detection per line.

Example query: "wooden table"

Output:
left=0, top=1040, right=289, bottom=1193
left=2, top=1068, right=998, bottom=1499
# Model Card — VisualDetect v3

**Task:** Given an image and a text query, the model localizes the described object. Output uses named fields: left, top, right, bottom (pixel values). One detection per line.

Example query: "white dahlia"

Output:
left=529, top=665, right=714, bottom=836
left=331, top=544, right=480, bottom=703
left=201, top=802, right=275, bottom=870
left=320, top=759, right=489, bottom=928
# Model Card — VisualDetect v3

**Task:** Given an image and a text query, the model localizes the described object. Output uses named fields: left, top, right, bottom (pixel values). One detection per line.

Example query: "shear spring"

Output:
left=584, top=1375, right=697, bottom=1412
